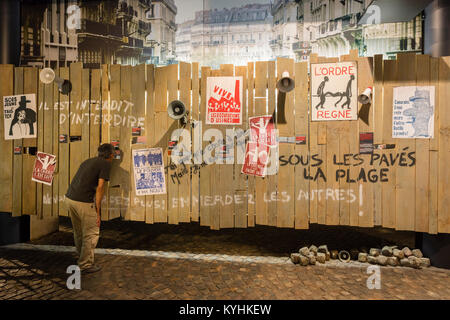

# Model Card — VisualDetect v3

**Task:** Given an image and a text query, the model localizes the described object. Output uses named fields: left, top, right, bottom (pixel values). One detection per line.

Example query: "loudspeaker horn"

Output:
left=358, top=87, right=372, bottom=104
left=39, top=68, right=72, bottom=95
left=168, top=100, right=189, bottom=125
left=276, top=71, right=295, bottom=93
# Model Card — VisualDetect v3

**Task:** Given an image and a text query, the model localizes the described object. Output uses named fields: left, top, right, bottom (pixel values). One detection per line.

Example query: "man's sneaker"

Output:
left=81, top=264, right=102, bottom=274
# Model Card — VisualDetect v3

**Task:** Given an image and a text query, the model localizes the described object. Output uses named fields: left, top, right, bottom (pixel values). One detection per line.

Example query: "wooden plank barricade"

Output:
left=0, top=52, right=449, bottom=235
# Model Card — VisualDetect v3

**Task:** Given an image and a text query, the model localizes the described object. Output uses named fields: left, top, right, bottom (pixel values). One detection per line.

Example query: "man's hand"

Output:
left=96, top=214, right=101, bottom=228
left=95, top=178, right=106, bottom=228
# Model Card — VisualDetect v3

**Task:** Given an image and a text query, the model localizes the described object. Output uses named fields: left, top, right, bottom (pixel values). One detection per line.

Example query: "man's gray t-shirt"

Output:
left=66, top=157, right=112, bottom=203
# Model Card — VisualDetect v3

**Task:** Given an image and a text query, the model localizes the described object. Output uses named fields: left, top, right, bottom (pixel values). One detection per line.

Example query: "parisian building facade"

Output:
left=145, top=0, right=178, bottom=65
left=178, top=4, right=274, bottom=69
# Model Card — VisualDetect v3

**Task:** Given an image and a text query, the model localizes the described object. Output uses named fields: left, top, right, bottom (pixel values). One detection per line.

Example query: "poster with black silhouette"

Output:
left=311, top=62, right=358, bottom=121
left=392, top=86, right=435, bottom=139
left=32, top=152, right=57, bottom=186
left=3, top=94, right=37, bottom=140
left=132, top=148, right=166, bottom=196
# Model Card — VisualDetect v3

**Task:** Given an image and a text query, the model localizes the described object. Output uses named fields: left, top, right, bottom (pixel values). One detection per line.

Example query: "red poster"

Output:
left=32, top=152, right=56, bottom=186
left=206, top=77, right=243, bottom=125
left=249, top=115, right=276, bottom=147
left=241, top=141, right=270, bottom=177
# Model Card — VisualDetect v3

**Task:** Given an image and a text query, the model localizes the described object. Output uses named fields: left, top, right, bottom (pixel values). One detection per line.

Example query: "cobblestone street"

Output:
left=1, top=218, right=449, bottom=300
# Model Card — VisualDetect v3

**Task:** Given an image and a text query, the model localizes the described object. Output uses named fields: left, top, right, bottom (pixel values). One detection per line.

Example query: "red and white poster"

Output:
left=249, top=115, right=276, bottom=147
left=32, top=152, right=57, bottom=186
left=206, top=76, right=243, bottom=125
left=311, top=62, right=358, bottom=121
left=241, top=141, right=270, bottom=177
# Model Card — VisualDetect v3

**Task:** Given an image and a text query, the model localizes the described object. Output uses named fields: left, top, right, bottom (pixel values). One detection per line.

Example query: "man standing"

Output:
left=65, top=143, right=114, bottom=274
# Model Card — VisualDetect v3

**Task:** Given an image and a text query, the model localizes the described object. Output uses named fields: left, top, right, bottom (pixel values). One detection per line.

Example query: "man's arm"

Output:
left=95, top=178, right=106, bottom=227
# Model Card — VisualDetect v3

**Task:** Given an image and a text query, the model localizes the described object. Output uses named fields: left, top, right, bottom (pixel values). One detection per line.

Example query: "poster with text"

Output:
left=132, top=148, right=166, bottom=196
left=241, top=141, right=270, bottom=177
left=249, top=115, right=276, bottom=147
left=3, top=94, right=37, bottom=140
left=206, top=76, right=243, bottom=125
left=392, top=86, right=435, bottom=138
left=311, top=62, right=358, bottom=121
left=32, top=152, right=56, bottom=186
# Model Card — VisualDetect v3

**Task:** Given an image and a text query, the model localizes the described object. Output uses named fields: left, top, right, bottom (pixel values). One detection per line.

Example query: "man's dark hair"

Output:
left=98, top=143, right=114, bottom=159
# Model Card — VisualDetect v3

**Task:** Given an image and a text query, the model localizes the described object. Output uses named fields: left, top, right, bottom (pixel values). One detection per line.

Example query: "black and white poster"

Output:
left=132, top=148, right=166, bottom=196
left=3, top=94, right=37, bottom=140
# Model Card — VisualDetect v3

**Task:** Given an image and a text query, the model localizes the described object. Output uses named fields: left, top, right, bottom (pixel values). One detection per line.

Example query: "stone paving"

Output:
left=1, top=218, right=449, bottom=300
left=1, top=246, right=449, bottom=300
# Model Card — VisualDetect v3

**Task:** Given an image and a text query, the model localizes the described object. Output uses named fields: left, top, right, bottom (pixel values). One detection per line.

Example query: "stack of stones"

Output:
left=357, top=246, right=430, bottom=269
left=290, top=245, right=330, bottom=266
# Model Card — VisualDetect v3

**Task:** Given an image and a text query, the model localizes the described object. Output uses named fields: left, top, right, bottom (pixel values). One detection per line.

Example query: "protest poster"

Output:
left=241, top=141, right=270, bottom=177
left=249, top=115, right=276, bottom=147
left=310, top=62, right=358, bottom=121
left=359, top=132, right=374, bottom=154
left=132, top=148, right=166, bottom=196
left=392, top=86, right=435, bottom=138
left=206, top=76, right=243, bottom=125
left=3, top=94, right=37, bottom=140
left=32, top=152, right=57, bottom=186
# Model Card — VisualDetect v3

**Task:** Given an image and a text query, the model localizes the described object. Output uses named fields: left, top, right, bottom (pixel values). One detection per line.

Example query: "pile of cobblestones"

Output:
left=290, top=245, right=431, bottom=269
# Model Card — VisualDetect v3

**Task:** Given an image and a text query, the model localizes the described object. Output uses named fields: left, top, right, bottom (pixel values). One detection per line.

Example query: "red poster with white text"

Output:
left=241, top=141, right=270, bottom=177
left=206, top=77, right=243, bottom=125
left=249, top=115, right=276, bottom=147
left=32, top=152, right=56, bottom=186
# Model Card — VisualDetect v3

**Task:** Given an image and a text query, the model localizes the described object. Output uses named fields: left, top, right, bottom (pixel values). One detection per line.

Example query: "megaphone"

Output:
left=276, top=71, right=295, bottom=93
left=168, top=100, right=189, bottom=125
left=39, top=68, right=72, bottom=95
left=358, top=87, right=372, bottom=104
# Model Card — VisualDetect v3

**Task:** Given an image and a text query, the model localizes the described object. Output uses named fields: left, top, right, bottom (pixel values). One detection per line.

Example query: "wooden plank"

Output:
left=438, top=56, right=450, bottom=234
left=177, top=62, right=192, bottom=223
left=254, top=61, right=268, bottom=226
left=395, top=53, right=416, bottom=231
left=153, top=66, right=168, bottom=223
left=0, top=65, right=14, bottom=213
left=429, top=57, right=439, bottom=234
left=12, top=67, right=24, bottom=217
left=294, top=61, right=309, bottom=229
left=247, top=62, right=255, bottom=227
left=22, top=67, right=38, bottom=215
left=167, top=63, right=179, bottom=225
left=309, top=54, right=318, bottom=224
left=208, top=69, right=221, bottom=230
left=52, top=68, right=60, bottom=217
left=145, top=64, right=155, bottom=224
left=58, top=67, right=70, bottom=217
left=119, top=65, right=132, bottom=221
left=43, top=66, right=54, bottom=218
left=218, top=64, right=235, bottom=229
left=191, top=62, right=200, bottom=223
left=373, top=55, right=384, bottom=226
left=276, top=57, right=295, bottom=228
left=129, top=64, right=146, bottom=222
left=36, top=70, right=44, bottom=218
left=199, top=66, right=211, bottom=227
left=100, top=64, right=110, bottom=221
left=357, top=56, right=374, bottom=228
left=106, top=64, right=121, bottom=220
left=415, top=54, right=430, bottom=233
left=101, top=64, right=110, bottom=144
left=234, top=66, right=248, bottom=228
left=267, top=61, right=277, bottom=227
left=381, top=59, right=397, bottom=229
left=90, top=69, right=101, bottom=157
